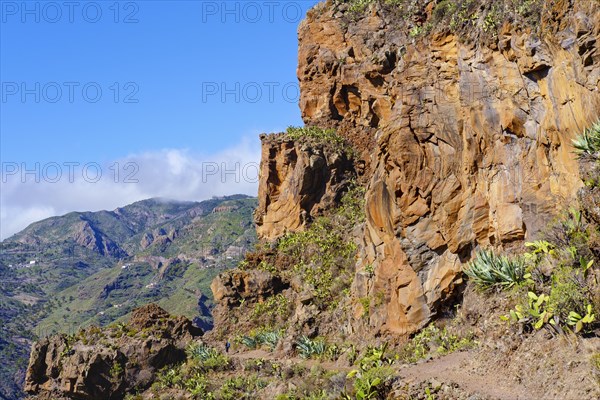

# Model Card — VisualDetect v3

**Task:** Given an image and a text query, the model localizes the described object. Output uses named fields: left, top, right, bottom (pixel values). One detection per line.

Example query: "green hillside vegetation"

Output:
left=0, top=195, right=257, bottom=400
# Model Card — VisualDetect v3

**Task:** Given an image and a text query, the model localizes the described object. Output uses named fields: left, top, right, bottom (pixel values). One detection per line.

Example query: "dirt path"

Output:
left=227, top=348, right=352, bottom=372
left=226, top=349, right=533, bottom=399
left=397, top=351, right=533, bottom=400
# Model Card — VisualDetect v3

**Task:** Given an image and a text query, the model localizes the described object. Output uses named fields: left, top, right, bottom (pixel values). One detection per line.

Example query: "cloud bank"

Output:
left=0, top=138, right=261, bottom=240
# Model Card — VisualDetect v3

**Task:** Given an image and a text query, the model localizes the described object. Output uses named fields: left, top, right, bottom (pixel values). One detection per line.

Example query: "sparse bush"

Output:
left=338, top=0, right=544, bottom=40
left=186, top=343, right=230, bottom=372
left=155, top=366, right=184, bottom=389
left=217, top=375, right=267, bottom=399
left=109, top=360, right=124, bottom=383
left=353, top=366, right=395, bottom=399
left=358, top=343, right=394, bottom=370
left=358, top=297, right=371, bottom=318
left=251, top=293, right=291, bottom=321
left=337, top=183, right=366, bottom=225
left=184, top=373, right=213, bottom=398
left=499, top=206, right=599, bottom=334
left=548, top=265, right=596, bottom=332
left=399, top=325, right=476, bottom=363
left=278, top=208, right=359, bottom=309
left=341, top=0, right=375, bottom=14
left=286, top=126, right=347, bottom=153
left=502, top=291, right=554, bottom=330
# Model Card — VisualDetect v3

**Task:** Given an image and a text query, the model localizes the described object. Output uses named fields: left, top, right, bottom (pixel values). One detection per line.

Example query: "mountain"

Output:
left=0, top=195, right=257, bottom=400
left=18, top=0, right=600, bottom=399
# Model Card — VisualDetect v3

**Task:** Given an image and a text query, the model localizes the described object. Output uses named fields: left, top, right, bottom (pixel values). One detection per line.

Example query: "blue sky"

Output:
left=0, top=0, right=321, bottom=238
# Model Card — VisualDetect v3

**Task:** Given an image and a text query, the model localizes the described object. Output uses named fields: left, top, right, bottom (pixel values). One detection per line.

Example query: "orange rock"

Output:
left=254, top=133, right=355, bottom=240
left=295, top=0, right=600, bottom=334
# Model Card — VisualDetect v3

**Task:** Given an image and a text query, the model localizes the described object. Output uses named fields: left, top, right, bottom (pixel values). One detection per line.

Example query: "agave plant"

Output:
left=256, top=330, right=281, bottom=350
left=572, top=120, right=600, bottom=158
left=240, top=335, right=257, bottom=349
left=296, top=335, right=327, bottom=359
left=186, top=342, right=219, bottom=362
left=464, top=249, right=528, bottom=290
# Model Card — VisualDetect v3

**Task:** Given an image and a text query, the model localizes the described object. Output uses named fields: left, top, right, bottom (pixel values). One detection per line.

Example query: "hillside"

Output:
left=18, top=0, right=600, bottom=399
left=0, top=195, right=257, bottom=400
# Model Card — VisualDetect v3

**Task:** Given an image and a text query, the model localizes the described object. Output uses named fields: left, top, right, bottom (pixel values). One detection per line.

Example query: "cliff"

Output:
left=19, top=1, right=600, bottom=398
left=254, top=0, right=600, bottom=334
left=254, top=132, right=355, bottom=240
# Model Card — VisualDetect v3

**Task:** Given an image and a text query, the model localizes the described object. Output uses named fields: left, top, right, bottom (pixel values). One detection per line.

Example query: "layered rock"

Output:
left=73, top=221, right=126, bottom=258
left=293, top=0, right=600, bottom=334
left=24, top=304, right=202, bottom=400
left=254, top=133, right=355, bottom=240
left=211, top=269, right=290, bottom=307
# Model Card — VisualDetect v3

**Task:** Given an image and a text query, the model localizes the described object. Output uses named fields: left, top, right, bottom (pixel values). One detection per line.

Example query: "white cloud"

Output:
left=0, top=137, right=261, bottom=240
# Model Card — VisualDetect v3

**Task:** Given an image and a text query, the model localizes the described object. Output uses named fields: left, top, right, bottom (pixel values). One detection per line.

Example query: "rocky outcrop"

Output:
left=24, top=304, right=202, bottom=400
left=211, top=269, right=290, bottom=307
left=73, top=221, right=126, bottom=258
left=293, top=0, right=600, bottom=334
left=254, top=133, right=355, bottom=240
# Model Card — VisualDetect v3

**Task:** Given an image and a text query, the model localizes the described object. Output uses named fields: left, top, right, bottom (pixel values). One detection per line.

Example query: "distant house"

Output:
left=29, top=260, right=36, bottom=265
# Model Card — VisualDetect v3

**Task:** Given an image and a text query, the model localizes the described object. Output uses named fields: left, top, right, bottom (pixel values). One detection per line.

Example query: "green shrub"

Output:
left=337, top=183, right=366, bottom=225
left=358, top=343, right=393, bottom=370
left=340, top=0, right=375, bottom=14
left=358, top=297, right=371, bottom=318
left=286, top=126, right=347, bottom=152
left=464, top=250, right=529, bottom=290
left=296, top=336, right=328, bottom=359
left=109, top=360, right=123, bottom=383
left=343, top=361, right=395, bottom=400
left=155, top=366, right=184, bottom=389
left=186, top=343, right=230, bottom=372
left=240, top=328, right=283, bottom=351
left=252, top=294, right=291, bottom=320
left=184, top=373, right=213, bottom=398
left=547, top=265, right=596, bottom=332
left=502, top=291, right=554, bottom=330
left=278, top=215, right=357, bottom=308
left=572, top=120, right=600, bottom=158
left=399, top=325, right=476, bottom=363
left=501, top=263, right=597, bottom=333
left=217, top=375, right=268, bottom=399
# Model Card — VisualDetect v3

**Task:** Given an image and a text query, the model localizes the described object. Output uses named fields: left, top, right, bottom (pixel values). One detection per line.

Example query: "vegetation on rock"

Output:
left=337, top=0, right=545, bottom=39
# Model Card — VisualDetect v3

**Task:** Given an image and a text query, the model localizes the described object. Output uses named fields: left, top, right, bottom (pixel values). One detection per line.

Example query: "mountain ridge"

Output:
left=0, top=194, right=257, bottom=400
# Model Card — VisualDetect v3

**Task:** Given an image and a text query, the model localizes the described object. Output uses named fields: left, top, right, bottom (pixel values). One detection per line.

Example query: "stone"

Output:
left=254, top=133, right=355, bottom=240
left=24, top=304, right=202, bottom=399
left=294, top=0, right=600, bottom=335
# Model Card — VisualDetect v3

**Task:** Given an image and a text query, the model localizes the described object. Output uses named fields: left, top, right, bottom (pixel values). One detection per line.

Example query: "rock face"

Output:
left=24, top=304, right=202, bottom=400
left=73, top=221, right=126, bottom=258
left=286, top=0, right=600, bottom=334
left=211, top=269, right=290, bottom=307
left=254, top=133, right=355, bottom=240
